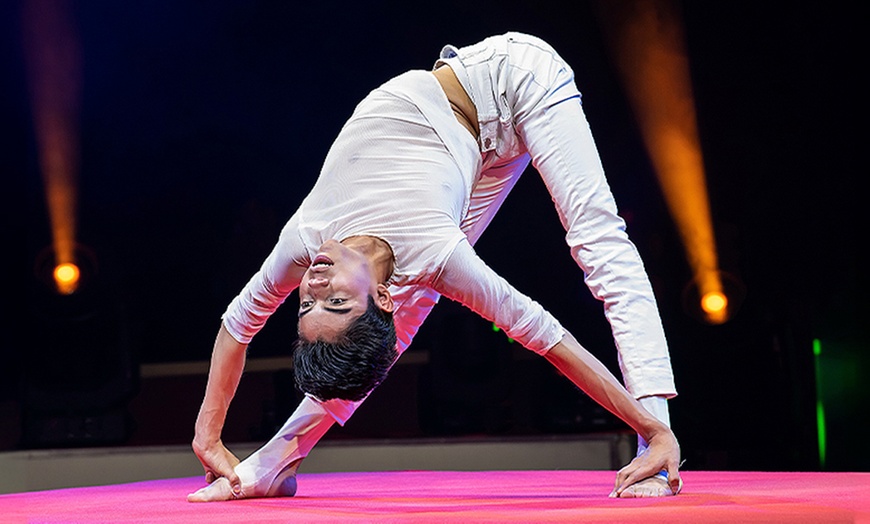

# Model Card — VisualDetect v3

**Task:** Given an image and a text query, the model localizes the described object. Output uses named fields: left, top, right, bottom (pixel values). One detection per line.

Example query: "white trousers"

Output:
left=440, top=32, right=676, bottom=400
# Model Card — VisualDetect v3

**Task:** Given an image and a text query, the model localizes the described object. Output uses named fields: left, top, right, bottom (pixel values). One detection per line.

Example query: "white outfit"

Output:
left=223, top=70, right=563, bottom=357
left=220, top=33, right=676, bottom=494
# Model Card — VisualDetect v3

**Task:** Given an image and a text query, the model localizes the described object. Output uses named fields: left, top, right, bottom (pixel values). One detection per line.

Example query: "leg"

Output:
left=506, top=39, right=678, bottom=496
left=188, top=397, right=333, bottom=502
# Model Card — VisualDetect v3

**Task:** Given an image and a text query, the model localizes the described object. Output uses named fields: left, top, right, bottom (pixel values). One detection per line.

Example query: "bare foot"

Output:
left=187, top=459, right=301, bottom=502
left=613, top=473, right=682, bottom=498
left=188, top=476, right=236, bottom=502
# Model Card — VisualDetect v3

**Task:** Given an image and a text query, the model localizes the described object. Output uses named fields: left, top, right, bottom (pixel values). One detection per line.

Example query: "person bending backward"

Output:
left=190, top=33, right=681, bottom=501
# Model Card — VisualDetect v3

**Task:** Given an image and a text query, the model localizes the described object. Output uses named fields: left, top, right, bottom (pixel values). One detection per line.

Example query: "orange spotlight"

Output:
left=35, top=244, right=96, bottom=296
left=701, top=291, right=727, bottom=314
left=701, top=290, right=728, bottom=323
left=53, top=262, right=80, bottom=295
left=596, top=0, right=730, bottom=323
left=22, top=0, right=82, bottom=285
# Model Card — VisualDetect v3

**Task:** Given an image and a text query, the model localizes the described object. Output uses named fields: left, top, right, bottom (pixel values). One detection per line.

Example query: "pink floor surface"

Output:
left=2, top=470, right=868, bottom=523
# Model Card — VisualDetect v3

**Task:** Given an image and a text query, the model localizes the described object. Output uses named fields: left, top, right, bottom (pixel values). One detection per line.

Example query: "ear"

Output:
left=374, top=283, right=394, bottom=313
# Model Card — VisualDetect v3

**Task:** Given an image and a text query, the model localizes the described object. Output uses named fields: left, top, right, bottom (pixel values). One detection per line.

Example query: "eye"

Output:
left=300, top=300, right=313, bottom=309
left=329, top=298, right=346, bottom=305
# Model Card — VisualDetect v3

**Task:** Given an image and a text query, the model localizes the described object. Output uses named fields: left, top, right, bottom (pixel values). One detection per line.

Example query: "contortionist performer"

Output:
left=189, top=32, right=681, bottom=502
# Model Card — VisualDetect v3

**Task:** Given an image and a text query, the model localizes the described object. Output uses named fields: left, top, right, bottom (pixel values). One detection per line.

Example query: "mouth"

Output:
left=311, top=254, right=334, bottom=270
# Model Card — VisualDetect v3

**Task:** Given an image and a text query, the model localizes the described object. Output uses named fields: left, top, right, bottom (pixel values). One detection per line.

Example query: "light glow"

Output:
left=53, top=262, right=80, bottom=294
left=701, top=291, right=728, bottom=315
left=813, top=338, right=827, bottom=468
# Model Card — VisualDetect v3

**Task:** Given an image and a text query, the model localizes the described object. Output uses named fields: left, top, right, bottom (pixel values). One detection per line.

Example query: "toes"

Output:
left=615, top=475, right=674, bottom=498
left=619, top=483, right=655, bottom=498
left=188, top=477, right=235, bottom=502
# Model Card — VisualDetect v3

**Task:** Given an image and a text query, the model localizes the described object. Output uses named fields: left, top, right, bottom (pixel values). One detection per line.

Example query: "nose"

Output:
left=308, top=276, right=329, bottom=288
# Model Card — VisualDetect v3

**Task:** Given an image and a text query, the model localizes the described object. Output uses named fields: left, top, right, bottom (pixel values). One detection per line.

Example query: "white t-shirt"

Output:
left=222, top=70, right=565, bottom=355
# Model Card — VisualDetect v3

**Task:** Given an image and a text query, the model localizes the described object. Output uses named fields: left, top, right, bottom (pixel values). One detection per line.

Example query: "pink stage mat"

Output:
left=2, top=470, right=868, bottom=523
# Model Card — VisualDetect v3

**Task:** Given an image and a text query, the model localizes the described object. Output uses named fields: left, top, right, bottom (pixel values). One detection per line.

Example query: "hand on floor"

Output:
left=610, top=430, right=682, bottom=498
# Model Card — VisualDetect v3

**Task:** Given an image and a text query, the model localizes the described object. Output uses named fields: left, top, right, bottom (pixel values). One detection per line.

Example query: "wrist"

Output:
left=643, top=421, right=675, bottom=445
left=193, top=422, right=222, bottom=449
left=193, top=432, right=216, bottom=446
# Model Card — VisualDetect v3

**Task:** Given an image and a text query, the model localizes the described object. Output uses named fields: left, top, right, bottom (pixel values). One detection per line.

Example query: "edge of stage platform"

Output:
left=0, top=432, right=634, bottom=495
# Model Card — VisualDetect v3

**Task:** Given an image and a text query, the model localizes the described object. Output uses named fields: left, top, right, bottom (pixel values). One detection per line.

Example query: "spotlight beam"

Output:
left=22, top=0, right=83, bottom=292
left=597, top=0, right=726, bottom=323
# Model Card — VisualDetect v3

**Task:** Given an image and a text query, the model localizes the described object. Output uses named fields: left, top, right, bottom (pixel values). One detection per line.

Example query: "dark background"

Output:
left=4, top=1, right=865, bottom=472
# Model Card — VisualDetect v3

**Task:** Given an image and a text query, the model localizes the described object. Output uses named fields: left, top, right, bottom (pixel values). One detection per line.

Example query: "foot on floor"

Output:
left=613, top=472, right=682, bottom=498
left=188, top=459, right=301, bottom=502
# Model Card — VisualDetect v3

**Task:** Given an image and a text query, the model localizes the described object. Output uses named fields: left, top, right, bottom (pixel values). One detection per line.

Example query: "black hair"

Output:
left=293, top=295, right=397, bottom=401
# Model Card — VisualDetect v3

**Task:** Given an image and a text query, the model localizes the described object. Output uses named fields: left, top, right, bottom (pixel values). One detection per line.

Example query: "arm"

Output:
left=544, top=333, right=681, bottom=495
left=192, top=213, right=308, bottom=490
left=192, top=323, right=247, bottom=493
left=433, top=239, right=564, bottom=353
left=434, top=239, right=680, bottom=494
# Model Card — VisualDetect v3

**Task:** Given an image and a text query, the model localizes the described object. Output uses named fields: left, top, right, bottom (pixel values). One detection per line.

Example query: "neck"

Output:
left=341, top=235, right=395, bottom=283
